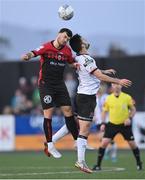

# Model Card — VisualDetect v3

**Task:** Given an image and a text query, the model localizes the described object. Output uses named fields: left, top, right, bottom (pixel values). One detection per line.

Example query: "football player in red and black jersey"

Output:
left=21, top=28, right=78, bottom=158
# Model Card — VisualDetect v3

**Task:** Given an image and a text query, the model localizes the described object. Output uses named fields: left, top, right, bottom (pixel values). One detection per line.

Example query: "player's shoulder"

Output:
left=121, top=92, right=132, bottom=99
left=62, top=45, right=72, bottom=57
left=83, top=54, right=94, bottom=61
left=41, top=41, right=52, bottom=48
left=64, top=44, right=72, bottom=52
left=75, top=54, right=83, bottom=62
left=76, top=54, right=95, bottom=64
left=65, top=44, right=71, bottom=49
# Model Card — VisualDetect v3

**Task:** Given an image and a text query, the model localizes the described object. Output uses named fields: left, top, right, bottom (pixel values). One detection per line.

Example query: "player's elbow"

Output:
left=93, top=69, right=104, bottom=80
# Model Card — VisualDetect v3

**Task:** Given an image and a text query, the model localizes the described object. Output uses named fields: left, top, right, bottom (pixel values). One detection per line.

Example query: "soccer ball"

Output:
left=58, top=4, right=74, bottom=20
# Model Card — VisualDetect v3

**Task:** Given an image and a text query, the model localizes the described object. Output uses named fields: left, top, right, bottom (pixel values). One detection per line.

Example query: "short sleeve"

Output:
left=83, top=56, right=98, bottom=73
left=31, top=44, right=47, bottom=57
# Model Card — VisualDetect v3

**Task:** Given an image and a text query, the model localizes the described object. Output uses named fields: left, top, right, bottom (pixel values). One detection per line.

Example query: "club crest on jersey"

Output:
left=57, top=55, right=62, bottom=60
left=43, top=95, right=52, bottom=104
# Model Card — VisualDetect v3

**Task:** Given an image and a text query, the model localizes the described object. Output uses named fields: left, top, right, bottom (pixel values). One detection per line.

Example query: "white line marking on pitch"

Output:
left=0, top=171, right=80, bottom=176
left=0, top=166, right=70, bottom=170
left=0, top=167, right=126, bottom=177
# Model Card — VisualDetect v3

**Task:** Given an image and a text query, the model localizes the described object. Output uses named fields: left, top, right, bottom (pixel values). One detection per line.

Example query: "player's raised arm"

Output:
left=93, top=69, right=132, bottom=88
left=21, top=43, right=47, bottom=61
left=21, top=52, right=35, bottom=61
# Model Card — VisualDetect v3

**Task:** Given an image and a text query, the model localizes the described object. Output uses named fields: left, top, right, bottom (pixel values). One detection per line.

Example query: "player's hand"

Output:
left=104, top=69, right=116, bottom=75
left=119, top=79, right=132, bottom=88
left=100, top=124, right=105, bottom=132
left=124, top=118, right=131, bottom=126
left=21, top=54, right=30, bottom=61
left=73, top=62, right=81, bottom=70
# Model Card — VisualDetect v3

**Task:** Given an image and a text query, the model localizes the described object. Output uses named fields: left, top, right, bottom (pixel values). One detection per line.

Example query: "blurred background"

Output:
left=0, top=0, right=145, bottom=152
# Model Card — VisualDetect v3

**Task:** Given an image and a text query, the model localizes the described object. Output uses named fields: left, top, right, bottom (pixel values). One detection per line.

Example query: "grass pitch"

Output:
left=0, top=150, right=144, bottom=179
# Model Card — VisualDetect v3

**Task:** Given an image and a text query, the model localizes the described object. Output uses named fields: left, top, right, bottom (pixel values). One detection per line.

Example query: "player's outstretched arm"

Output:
left=21, top=52, right=35, bottom=61
left=93, top=69, right=132, bottom=88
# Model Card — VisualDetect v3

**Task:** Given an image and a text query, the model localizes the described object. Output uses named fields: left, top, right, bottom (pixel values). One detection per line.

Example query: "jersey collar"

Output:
left=51, top=40, right=65, bottom=50
left=76, top=53, right=89, bottom=56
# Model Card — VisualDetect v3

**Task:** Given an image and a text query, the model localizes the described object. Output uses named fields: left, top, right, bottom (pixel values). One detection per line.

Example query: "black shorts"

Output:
left=76, top=93, right=96, bottom=121
left=104, top=122, right=134, bottom=141
left=38, top=80, right=71, bottom=109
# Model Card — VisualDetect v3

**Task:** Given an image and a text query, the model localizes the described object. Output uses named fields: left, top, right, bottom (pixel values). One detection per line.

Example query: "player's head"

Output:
left=69, top=34, right=90, bottom=53
left=111, top=83, right=122, bottom=93
left=56, top=28, right=73, bottom=46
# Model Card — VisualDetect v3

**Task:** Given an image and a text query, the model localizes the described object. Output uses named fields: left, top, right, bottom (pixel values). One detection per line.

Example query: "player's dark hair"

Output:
left=69, top=34, right=82, bottom=53
left=59, top=28, right=73, bottom=38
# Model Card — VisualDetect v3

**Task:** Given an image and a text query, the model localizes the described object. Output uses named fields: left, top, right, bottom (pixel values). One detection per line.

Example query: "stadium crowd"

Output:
left=2, top=72, right=77, bottom=116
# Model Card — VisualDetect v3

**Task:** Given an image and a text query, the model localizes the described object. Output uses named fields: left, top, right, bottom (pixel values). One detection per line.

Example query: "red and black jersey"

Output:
left=32, top=41, right=74, bottom=84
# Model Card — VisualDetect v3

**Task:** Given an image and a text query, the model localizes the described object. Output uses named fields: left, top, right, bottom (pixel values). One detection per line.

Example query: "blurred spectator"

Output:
left=11, top=89, right=33, bottom=114
left=64, top=73, right=77, bottom=109
left=30, top=76, right=38, bottom=91
left=93, top=82, right=109, bottom=126
left=30, top=104, right=42, bottom=115
left=32, top=88, right=40, bottom=106
left=11, top=89, right=24, bottom=109
left=18, top=77, right=32, bottom=99
left=2, top=106, right=13, bottom=115
left=30, top=76, right=41, bottom=107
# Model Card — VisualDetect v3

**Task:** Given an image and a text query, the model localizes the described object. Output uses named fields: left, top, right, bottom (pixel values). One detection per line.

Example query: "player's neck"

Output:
left=113, top=91, right=121, bottom=97
left=79, top=49, right=88, bottom=55
left=53, top=40, right=62, bottom=49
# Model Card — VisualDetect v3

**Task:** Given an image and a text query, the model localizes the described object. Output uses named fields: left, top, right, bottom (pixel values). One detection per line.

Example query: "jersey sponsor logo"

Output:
left=83, top=57, right=94, bottom=67
left=45, top=51, right=68, bottom=61
left=43, top=95, right=52, bottom=104
left=50, top=61, right=65, bottom=66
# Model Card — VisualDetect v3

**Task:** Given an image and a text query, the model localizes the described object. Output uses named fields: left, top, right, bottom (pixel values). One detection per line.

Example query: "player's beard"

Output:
left=57, top=38, right=66, bottom=47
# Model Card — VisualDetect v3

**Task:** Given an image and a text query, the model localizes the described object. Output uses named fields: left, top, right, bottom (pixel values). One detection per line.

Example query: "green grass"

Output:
left=0, top=150, right=144, bottom=179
